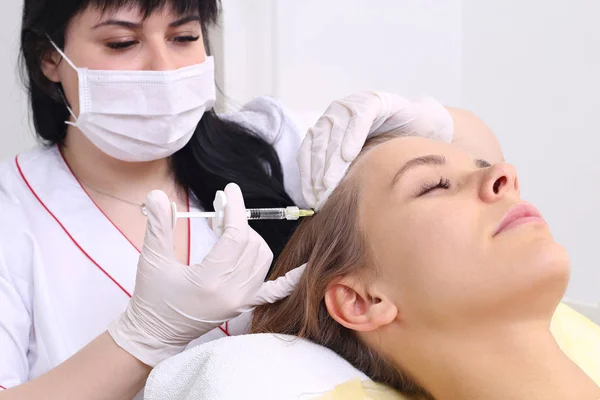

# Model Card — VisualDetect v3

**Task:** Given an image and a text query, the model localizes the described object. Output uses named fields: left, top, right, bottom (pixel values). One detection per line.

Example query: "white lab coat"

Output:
left=0, top=97, right=312, bottom=394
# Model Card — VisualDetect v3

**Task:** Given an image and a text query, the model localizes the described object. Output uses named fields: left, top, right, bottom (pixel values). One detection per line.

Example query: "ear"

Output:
left=324, top=275, right=397, bottom=332
left=41, top=48, right=62, bottom=83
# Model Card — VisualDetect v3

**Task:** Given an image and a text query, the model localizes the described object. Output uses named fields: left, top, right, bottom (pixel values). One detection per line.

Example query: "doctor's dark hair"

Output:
left=251, top=135, right=433, bottom=400
left=19, top=0, right=298, bottom=260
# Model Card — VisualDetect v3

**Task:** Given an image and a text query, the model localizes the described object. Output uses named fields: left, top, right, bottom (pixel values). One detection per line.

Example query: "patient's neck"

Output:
left=396, top=321, right=599, bottom=400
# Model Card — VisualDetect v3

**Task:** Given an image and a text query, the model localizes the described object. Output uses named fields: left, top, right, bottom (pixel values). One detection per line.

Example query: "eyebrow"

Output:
left=92, top=15, right=202, bottom=30
left=169, top=15, right=202, bottom=28
left=391, top=155, right=491, bottom=186
left=475, top=158, right=491, bottom=168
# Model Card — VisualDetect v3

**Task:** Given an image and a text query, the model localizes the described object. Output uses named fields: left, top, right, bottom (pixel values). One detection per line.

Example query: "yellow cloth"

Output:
left=312, top=379, right=409, bottom=400
left=551, top=303, right=600, bottom=386
left=314, top=303, right=600, bottom=399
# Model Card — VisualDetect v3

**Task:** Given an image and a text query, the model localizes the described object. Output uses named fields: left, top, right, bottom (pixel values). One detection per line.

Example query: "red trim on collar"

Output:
left=0, top=384, right=6, bottom=390
left=218, top=322, right=230, bottom=336
left=15, top=155, right=132, bottom=298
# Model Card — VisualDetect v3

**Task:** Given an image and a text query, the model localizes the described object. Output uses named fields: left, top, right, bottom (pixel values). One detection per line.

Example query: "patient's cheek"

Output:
left=370, top=210, right=484, bottom=302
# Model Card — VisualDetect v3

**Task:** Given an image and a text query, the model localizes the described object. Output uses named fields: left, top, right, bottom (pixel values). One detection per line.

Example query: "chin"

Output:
left=508, top=224, right=569, bottom=271
left=492, top=232, right=569, bottom=315
left=531, top=234, right=570, bottom=276
left=520, top=238, right=571, bottom=316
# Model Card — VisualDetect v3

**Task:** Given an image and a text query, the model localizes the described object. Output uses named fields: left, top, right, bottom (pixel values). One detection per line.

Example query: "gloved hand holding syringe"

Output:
left=110, top=183, right=312, bottom=368
left=170, top=190, right=314, bottom=233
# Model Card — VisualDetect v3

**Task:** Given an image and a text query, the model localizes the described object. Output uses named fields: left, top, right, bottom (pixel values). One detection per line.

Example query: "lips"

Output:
left=494, top=203, right=546, bottom=236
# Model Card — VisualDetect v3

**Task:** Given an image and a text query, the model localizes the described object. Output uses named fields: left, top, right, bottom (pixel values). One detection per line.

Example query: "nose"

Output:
left=479, top=162, right=519, bottom=203
left=144, top=41, right=175, bottom=71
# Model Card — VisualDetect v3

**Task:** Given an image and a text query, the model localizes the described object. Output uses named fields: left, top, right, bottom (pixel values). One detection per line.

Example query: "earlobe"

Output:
left=325, top=277, right=398, bottom=332
left=41, top=50, right=62, bottom=83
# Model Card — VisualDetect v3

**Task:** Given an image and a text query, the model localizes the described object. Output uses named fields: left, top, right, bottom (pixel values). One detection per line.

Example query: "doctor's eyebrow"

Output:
left=92, top=15, right=202, bottom=30
left=391, top=155, right=492, bottom=187
left=169, top=16, right=202, bottom=28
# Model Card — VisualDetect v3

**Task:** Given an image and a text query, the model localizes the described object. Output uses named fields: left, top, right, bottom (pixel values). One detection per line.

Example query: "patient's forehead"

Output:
left=353, top=136, right=453, bottom=181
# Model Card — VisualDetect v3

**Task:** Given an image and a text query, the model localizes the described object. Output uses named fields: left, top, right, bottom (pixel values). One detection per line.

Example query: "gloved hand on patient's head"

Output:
left=298, top=91, right=453, bottom=211
left=108, top=183, right=305, bottom=367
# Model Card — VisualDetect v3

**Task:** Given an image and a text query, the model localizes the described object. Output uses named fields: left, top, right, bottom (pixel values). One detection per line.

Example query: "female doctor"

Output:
left=0, top=0, right=500, bottom=398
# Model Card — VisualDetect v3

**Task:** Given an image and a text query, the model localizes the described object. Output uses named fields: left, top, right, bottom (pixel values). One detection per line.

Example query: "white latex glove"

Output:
left=108, top=183, right=305, bottom=367
left=298, top=92, right=454, bottom=210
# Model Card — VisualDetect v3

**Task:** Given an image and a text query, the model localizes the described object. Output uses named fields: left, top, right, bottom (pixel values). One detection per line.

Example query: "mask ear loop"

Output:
left=58, top=89, right=79, bottom=127
left=46, top=35, right=79, bottom=126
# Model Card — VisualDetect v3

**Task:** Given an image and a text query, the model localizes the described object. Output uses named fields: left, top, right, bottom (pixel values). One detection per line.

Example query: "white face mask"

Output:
left=49, top=40, right=216, bottom=162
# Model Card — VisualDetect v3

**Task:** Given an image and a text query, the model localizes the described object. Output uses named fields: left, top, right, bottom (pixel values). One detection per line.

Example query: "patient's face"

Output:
left=354, top=137, right=569, bottom=329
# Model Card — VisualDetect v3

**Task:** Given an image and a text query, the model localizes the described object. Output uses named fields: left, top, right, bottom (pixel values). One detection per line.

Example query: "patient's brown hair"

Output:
left=251, top=135, right=432, bottom=399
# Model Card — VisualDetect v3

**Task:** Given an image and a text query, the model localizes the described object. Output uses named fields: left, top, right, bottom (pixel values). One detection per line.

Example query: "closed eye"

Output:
left=106, top=40, right=139, bottom=50
left=172, top=35, right=200, bottom=43
left=417, top=177, right=451, bottom=196
left=106, top=35, right=200, bottom=51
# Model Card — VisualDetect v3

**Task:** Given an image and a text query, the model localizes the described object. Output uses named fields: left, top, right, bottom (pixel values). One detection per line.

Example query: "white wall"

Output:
left=0, top=0, right=34, bottom=161
left=271, top=0, right=463, bottom=113
left=218, top=0, right=462, bottom=114
left=462, top=0, right=600, bottom=313
left=217, top=0, right=276, bottom=110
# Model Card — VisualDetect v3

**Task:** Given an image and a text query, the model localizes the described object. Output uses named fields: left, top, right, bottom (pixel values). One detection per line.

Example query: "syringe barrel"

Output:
left=246, top=208, right=286, bottom=220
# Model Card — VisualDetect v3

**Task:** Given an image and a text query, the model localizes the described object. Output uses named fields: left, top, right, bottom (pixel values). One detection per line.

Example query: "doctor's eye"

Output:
left=416, top=177, right=451, bottom=196
left=106, top=40, right=139, bottom=50
left=172, top=35, right=200, bottom=44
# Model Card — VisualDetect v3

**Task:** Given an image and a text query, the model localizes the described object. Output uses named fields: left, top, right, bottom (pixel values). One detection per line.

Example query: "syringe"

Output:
left=176, top=206, right=315, bottom=221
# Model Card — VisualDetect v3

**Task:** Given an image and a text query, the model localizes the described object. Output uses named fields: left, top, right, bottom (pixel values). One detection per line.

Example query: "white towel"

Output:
left=145, top=333, right=368, bottom=400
